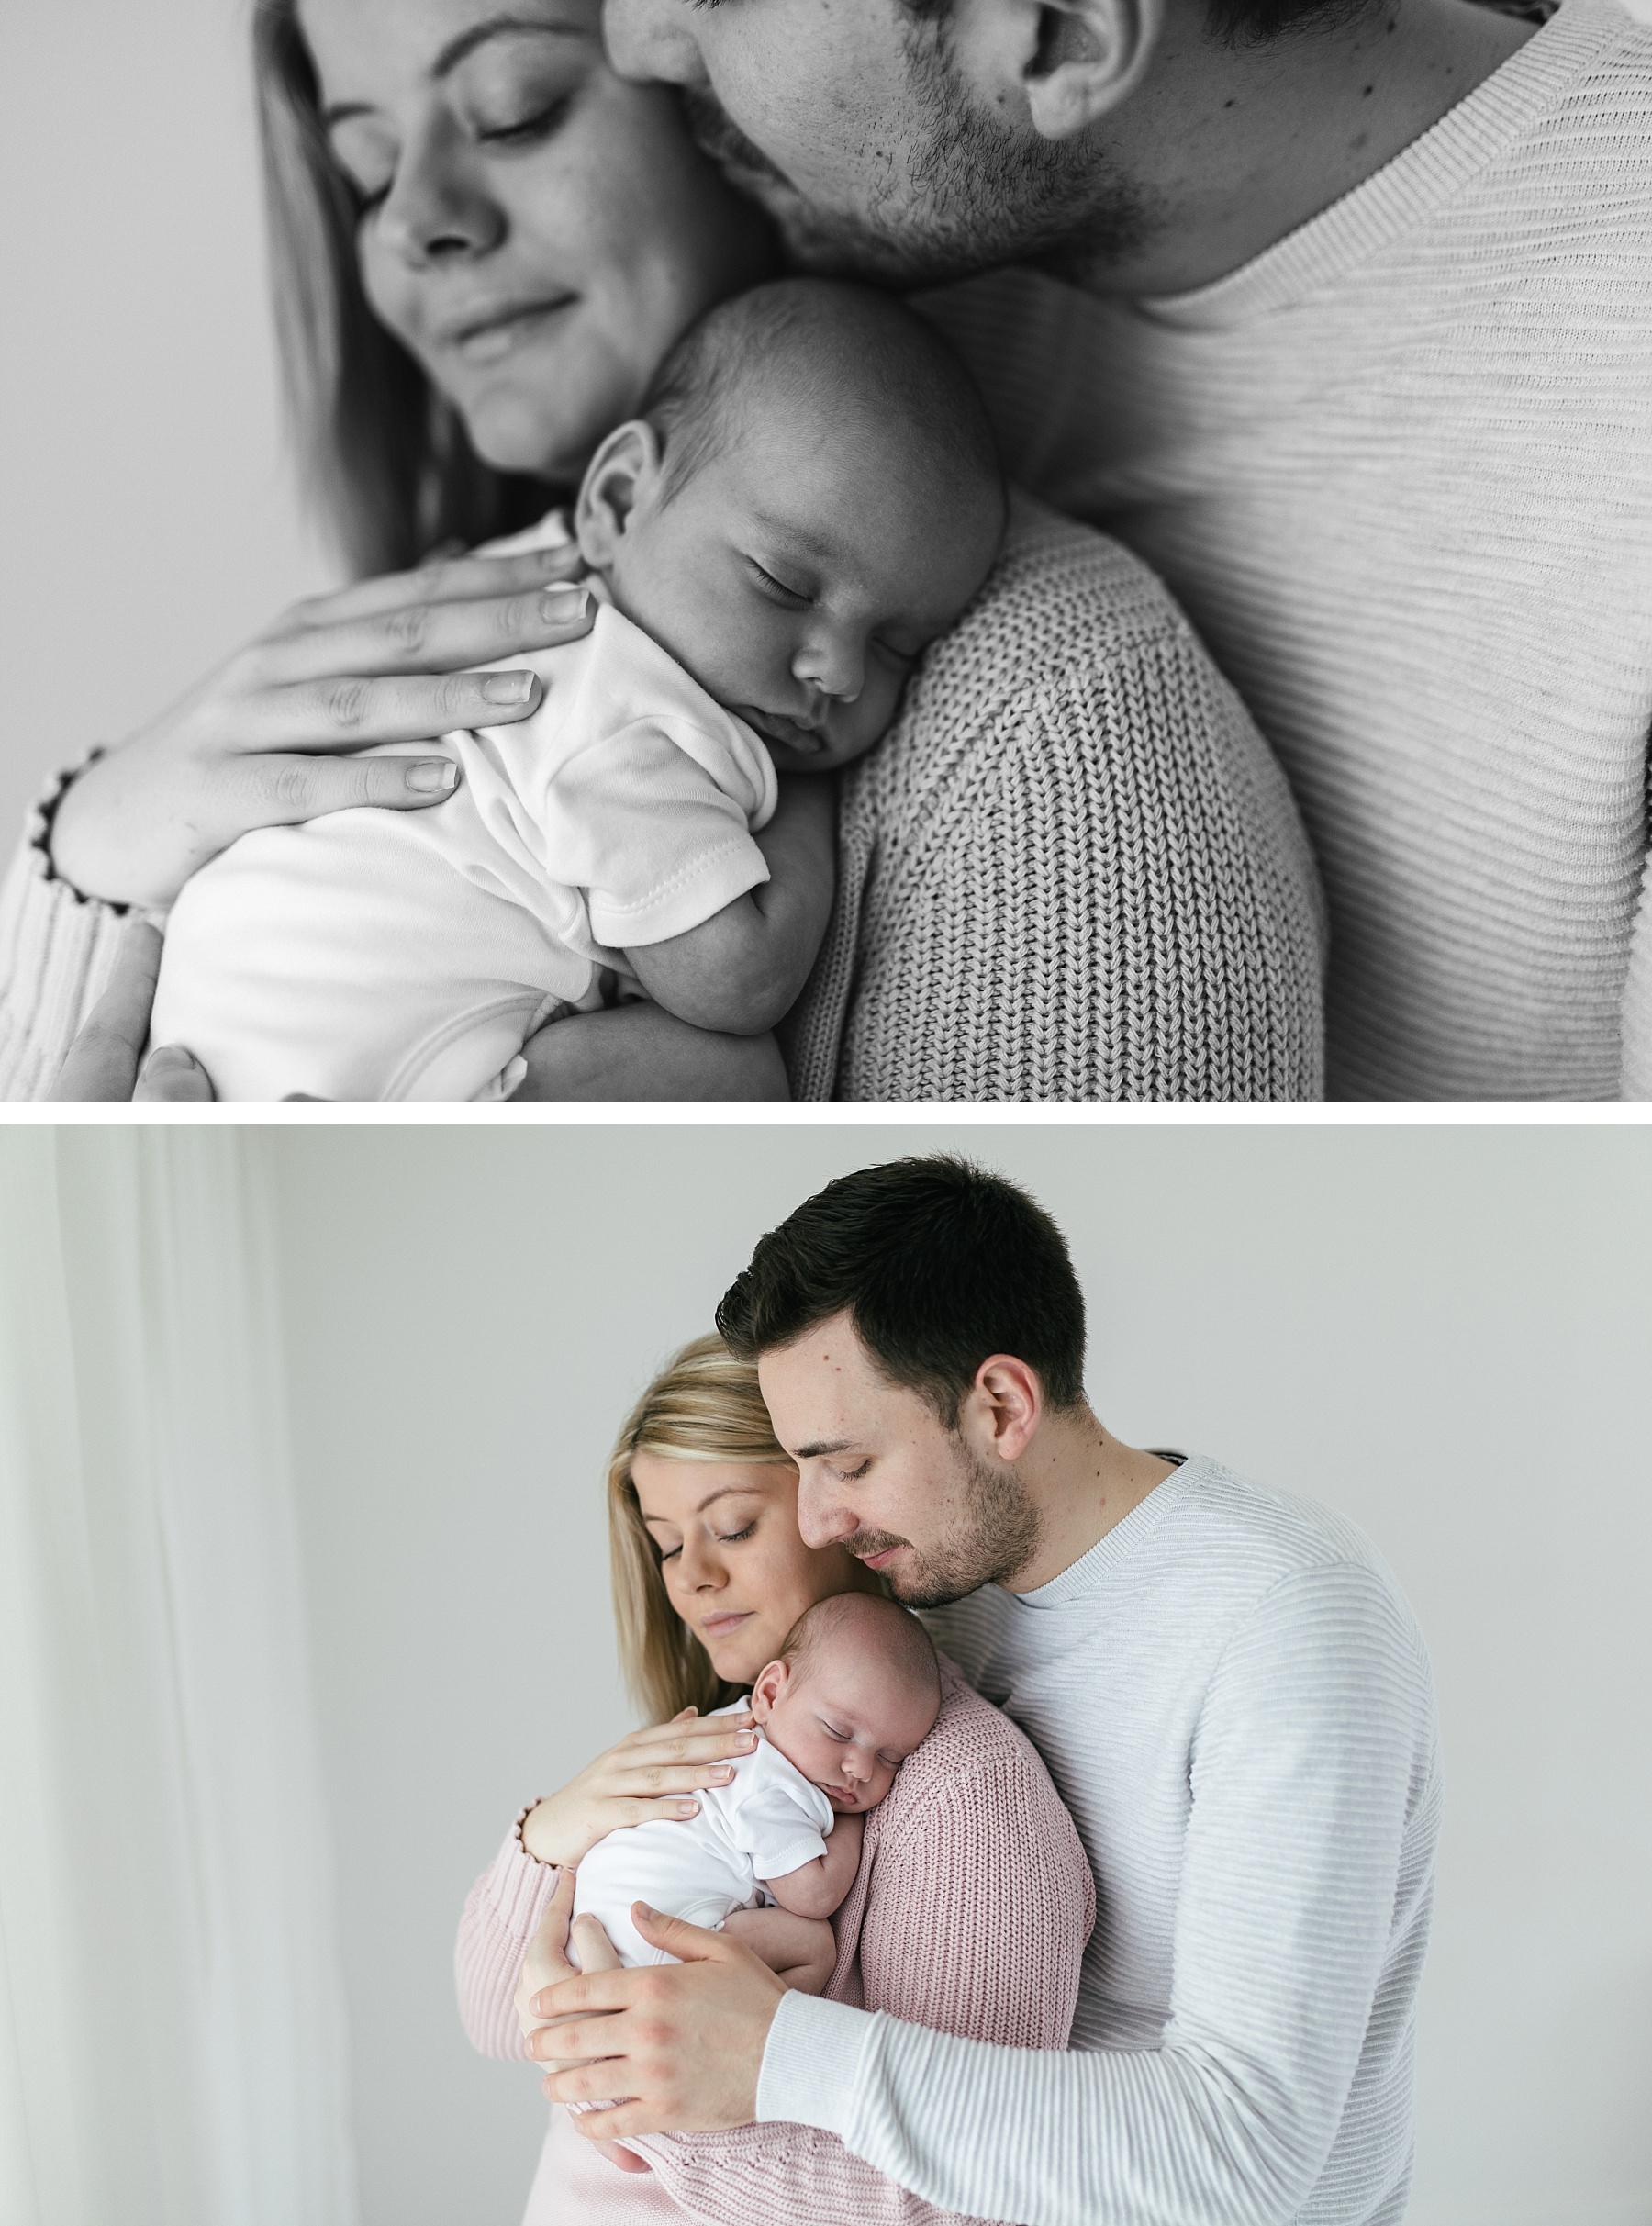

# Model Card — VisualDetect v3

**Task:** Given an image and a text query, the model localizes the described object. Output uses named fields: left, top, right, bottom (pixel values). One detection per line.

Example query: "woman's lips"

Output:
left=447, top=297, right=575, bottom=366
left=700, top=1610, right=752, bottom=1640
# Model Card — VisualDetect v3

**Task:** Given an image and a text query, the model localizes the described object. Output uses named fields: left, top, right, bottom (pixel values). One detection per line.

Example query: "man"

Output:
left=532, top=1157, right=1443, bottom=2224
left=600, top=0, right=1652, bottom=1100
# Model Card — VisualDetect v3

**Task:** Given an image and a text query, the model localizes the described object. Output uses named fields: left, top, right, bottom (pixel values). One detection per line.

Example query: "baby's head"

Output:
left=750, top=1593, right=942, bottom=1813
left=573, top=279, right=1006, bottom=773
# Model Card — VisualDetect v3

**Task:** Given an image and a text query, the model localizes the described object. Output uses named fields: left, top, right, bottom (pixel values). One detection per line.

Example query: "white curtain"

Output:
left=0, top=1131, right=359, bottom=2226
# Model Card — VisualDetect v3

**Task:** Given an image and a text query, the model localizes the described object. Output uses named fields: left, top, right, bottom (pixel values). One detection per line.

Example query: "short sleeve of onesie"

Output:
left=541, top=716, right=775, bottom=951
left=722, top=1737, right=835, bottom=1885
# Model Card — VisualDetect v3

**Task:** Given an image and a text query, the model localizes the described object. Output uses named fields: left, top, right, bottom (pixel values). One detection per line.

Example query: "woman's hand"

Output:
left=521, top=1707, right=758, bottom=1870
left=48, top=920, right=213, bottom=1100
left=49, top=544, right=595, bottom=909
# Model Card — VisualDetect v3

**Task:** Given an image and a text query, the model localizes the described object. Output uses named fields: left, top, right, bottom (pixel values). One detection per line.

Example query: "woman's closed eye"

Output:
left=655, top=1519, right=756, bottom=1561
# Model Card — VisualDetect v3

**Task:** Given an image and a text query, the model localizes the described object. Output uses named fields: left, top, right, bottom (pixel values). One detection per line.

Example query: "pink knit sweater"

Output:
left=455, top=1661, right=1094, bottom=2226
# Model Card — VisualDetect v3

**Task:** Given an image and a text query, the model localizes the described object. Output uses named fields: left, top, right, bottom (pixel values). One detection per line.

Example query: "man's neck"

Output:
left=1055, top=0, right=1539, bottom=297
left=1004, top=1412, right=1179, bottom=1592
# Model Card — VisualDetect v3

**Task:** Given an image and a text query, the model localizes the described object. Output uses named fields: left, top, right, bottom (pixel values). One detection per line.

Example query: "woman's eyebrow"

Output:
left=322, top=16, right=579, bottom=120
left=641, top=1485, right=763, bottom=1525
left=432, top=14, right=582, bottom=77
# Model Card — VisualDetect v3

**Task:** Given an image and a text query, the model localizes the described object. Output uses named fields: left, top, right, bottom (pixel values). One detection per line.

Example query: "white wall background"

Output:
left=0, top=0, right=326, bottom=852
left=262, top=1124, right=1652, bottom=2226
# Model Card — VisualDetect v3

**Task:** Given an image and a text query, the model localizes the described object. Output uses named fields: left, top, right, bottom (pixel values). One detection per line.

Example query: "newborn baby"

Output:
left=149, top=280, right=1005, bottom=1100
left=571, top=1594, right=941, bottom=1995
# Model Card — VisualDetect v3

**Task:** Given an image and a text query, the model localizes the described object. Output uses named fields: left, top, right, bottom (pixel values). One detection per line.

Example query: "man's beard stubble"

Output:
left=843, top=1435, right=1045, bottom=1609
left=681, top=21, right=1159, bottom=293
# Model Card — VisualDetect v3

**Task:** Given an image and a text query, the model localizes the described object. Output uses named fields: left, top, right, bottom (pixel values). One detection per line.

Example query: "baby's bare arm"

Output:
left=622, top=776, right=835, bottom=1035
left=721, top=1907, right=838, bottom=1996
left=761, top=1808, right=865, bottom=1920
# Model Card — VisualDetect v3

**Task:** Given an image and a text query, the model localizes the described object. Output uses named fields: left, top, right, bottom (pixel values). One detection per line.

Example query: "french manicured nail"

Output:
left=407, top=760, right=459, bottom=793
left=141, top=1046, right=199, bottom=1076
left=675, top=1800, right=699, bottom=1815
left=541, top=585, right=591, bottom=621
left=483, top=669, right=536, bottom=705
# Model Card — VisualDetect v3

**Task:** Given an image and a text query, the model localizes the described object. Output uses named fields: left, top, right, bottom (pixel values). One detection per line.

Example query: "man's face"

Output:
left=757, top=1313, right=1044, bottom=1607
left=601, top=0, right=1151, bottom=286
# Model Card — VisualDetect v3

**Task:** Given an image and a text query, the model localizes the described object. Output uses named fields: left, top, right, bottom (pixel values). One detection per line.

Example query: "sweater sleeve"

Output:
left=633, top=1741, right=1093, bottom=2226
left=454, top=1804, right=562, bottom=2061
left=1619, top=839, right=1652, bottom=1098
left=0, top=772, right=131, bottom=1102
left=755, top=1565, right=1436, bottom=2226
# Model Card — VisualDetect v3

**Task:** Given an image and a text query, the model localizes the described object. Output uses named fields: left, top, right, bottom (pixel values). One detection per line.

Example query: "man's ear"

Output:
left=965, top=0, right=1161, bottom=139
left=575, top=419, right=664, bottom=571
left=966, top=1355, right=1044, bottom=1461
left=750, top=1660, right=788, bottom=1721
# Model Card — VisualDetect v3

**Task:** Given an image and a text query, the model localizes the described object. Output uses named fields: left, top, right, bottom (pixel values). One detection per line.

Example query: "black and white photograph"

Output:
left=3, top=0, right=1649, bottom=1101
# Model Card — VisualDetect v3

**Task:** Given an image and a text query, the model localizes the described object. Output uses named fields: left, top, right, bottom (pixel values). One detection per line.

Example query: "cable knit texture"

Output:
left=3, top=504, right=1323, bottom=1102
left=454, top=1663, right=1093, bottom=2226
left=921, top=0, right=1652, bottom=1098
left=781, top=495, right=1326, bottom=1102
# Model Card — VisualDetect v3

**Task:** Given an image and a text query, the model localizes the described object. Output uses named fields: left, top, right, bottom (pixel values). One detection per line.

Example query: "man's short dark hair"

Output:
left=715, top=1156, right=1086, bottom=1427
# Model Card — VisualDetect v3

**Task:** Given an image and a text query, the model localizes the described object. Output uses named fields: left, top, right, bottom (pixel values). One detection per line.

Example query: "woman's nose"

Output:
left=377, top=120, right=503, bottom=267
left=792, top=632, right=865, bottom=705
left=678, top=1537, right=723, bottom=1589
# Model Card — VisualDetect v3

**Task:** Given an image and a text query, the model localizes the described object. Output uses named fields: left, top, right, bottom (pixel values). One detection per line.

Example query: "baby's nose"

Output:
left=793, top=634, right=864, bottom=703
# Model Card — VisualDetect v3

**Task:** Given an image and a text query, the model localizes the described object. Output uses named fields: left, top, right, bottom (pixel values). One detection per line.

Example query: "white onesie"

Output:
left=149, top=527, right=777, bottom=1101
left=571, top=1701, right=835, bottom=1967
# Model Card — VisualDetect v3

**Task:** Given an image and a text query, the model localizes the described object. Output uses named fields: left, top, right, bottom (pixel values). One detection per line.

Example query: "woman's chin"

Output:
left=459, top=388, right=596, bottom=483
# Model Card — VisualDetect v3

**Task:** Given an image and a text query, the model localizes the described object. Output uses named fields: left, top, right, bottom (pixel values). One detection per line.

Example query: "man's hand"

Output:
left=49, top=920, right=214, bottom=1100
left=527, top=1901, right=787, bottom=2135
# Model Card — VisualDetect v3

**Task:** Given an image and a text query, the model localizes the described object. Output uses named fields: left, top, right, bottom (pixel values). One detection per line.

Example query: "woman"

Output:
left=456, top=1335, right=1094, bottom=2223
left=0, top=0, right=1324, bottom=1100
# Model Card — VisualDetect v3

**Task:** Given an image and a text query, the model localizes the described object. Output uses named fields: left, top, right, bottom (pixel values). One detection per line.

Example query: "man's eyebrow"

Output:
left=322, top=17, right=578, bottom=123
left=793, top=1437, right=856, bottom=1460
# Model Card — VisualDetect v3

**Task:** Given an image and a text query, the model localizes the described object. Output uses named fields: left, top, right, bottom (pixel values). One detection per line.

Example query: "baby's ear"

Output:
left=574, top=420, right=664, bottom=570
left=750, top=1659, right=788, bottom=1719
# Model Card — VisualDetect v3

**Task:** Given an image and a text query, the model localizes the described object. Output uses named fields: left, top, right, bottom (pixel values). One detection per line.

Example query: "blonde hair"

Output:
left=607, top=1335, right=792, bottom=1724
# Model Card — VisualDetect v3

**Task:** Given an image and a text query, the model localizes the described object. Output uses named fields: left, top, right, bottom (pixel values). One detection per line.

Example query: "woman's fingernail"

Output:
left=712, top=1766, right=734, bottom=1783
left=675, top=1800, right=699, bottom=1816
left=541, top=585, right=591, bottom=621
left=407, top=760, right=459, bottom=794
left=140, top=1046, right=199, bottom=1076
left=483, top=669, right=535, bottom=705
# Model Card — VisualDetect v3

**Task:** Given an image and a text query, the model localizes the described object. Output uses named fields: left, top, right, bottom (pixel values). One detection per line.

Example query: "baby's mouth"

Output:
left=741, top=709, right=832, bottom=756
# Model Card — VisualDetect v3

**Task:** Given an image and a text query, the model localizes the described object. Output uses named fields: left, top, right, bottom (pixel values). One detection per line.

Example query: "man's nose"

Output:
left=796, top=1472, right=856, bottom=1549
left=377, top=120, right=503, bottom=267
left=601, top=0, right=709, bottom=85
left=793, top=632, right=865, bottom=705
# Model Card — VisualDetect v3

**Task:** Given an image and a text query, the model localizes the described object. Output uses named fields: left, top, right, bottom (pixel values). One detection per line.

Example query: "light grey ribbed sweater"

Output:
left=922, top=0, right=1652, bottom=1100
left=757, top=1457, right=1443, bottom=2226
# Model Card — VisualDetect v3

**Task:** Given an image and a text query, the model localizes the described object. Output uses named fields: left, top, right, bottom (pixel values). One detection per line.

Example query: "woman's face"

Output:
left=631, top=1452, right=872, bottom=1686
left=297, top=0, right=775, bottom=478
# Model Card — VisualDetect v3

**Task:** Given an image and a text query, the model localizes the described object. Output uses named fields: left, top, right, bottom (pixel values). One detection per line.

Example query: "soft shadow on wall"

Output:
left=262, top=1124, right=1652, bottom=2226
